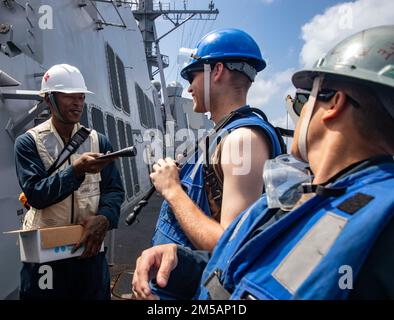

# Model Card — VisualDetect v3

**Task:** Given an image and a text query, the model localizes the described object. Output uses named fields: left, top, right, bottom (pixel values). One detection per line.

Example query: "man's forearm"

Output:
left=165, top=187, right=224, bottom=251
left=24, top=166, right=84, bottom=209
left=97, top=191, right=124, bottom=229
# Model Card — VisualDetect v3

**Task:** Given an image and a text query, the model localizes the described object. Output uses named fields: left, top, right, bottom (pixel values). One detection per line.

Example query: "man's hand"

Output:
left=72, top=152, right=116, bottom=178
left=72, top=215, right=109, bottom=258
left=132, top=244, right=178, bottom=300
left=150, top=158, right=182, bottom=199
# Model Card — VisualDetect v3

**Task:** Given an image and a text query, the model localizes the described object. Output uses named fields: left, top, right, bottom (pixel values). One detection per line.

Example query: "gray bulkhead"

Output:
left=0, top=0, right=163, bottom=299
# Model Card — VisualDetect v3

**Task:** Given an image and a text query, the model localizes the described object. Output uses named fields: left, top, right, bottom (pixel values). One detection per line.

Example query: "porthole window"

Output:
left=91, top=107, right=105, bottom=135
left=106, top=42, right=131, bottom=114
left=116, top=56, right=130, bottom=114
left=135, top=83, right=156, bottom=129
left=106, top=114, right=121, bottom=173
left=117, top=120, right=134, bottom=198
left=80, top=103, right=89, bottom=127
left=126, top=123, right=140, bottom=194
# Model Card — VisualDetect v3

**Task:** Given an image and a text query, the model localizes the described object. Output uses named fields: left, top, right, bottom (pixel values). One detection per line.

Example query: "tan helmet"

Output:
left=39, top=64, right=93, bottom=97
left=292, top=25, right=394, bottom=118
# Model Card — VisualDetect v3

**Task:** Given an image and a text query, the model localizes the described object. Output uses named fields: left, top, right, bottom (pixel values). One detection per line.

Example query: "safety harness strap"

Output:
left=202, top=107, right=290, bottom=216
left=204, top=269, right=231, bottom=300
left=46, top=126, right=91, bottom=176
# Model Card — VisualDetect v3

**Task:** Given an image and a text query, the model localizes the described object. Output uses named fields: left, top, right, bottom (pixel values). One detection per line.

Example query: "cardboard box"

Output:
left=5, top=225, right=104, bottom=263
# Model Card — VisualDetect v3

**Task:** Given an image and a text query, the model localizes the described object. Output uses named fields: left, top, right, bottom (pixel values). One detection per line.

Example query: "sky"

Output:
left=154, top=0, right=394, bottom=129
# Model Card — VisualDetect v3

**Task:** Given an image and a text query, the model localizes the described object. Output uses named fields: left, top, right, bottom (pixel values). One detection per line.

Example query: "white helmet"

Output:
left=39, top=64, right=93, bottom=97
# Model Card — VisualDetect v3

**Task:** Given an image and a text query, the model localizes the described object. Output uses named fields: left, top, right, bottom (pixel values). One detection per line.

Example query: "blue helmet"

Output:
left=181, top=28, right=266, bottom=82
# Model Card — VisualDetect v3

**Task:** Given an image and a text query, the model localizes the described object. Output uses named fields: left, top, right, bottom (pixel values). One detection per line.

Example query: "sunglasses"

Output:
left=287, top=89, right=360, bottom=116
left=185, top=69, right=203, bottom=84
left=184, top=63, right=220, bottom=84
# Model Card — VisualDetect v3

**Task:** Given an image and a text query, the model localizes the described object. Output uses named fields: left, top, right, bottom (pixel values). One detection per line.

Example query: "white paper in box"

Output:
left=5, top=225, right=104, bottom=263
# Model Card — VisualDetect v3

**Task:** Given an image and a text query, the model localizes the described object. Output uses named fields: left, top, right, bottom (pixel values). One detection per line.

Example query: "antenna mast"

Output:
left=133, top=0, right=218, bottom=79
left=132, top=0, right=219, bottom=158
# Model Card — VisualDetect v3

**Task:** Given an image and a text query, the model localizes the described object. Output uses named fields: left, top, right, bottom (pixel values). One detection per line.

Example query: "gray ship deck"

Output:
left=109, top=192, right=162, bottom=300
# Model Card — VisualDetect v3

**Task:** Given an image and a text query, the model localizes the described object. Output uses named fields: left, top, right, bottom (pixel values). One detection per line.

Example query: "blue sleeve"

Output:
left=349, top=216, right=394, bottom=299
left=157, top=245, right=210, bottom=299
left=97, top=133, right=125, bottom=230
left=14, top=133, right=85, bottom=209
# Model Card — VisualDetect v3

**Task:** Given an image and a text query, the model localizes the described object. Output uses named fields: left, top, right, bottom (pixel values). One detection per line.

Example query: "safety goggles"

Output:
left=286, top=89, right=360, bottom=116
left=263, top=154, right=312, bottom=210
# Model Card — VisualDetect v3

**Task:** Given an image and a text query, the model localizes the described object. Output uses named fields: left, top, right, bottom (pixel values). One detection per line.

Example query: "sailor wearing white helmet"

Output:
left=14, top=64, right=124, bottom=299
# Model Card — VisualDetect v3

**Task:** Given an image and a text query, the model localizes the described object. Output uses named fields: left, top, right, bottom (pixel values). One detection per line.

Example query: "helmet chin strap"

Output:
left=48, top=93, right=74, bottom=125
left=203, top=63, right=211, bottom=113
left=297, top=75, right=324, bottom=162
